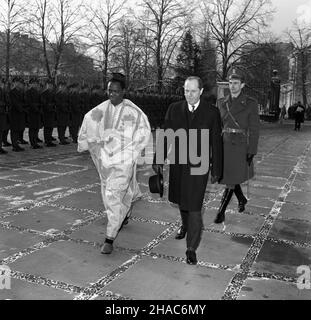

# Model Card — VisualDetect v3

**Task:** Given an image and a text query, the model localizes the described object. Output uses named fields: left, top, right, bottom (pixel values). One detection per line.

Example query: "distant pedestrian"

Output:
left=294, top=101, right=305, bottom=131
left=279, top=104, right=286, bottom=125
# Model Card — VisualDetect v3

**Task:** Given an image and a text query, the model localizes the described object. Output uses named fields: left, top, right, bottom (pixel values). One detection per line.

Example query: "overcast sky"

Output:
left=271, top=0, right=311, bottom=35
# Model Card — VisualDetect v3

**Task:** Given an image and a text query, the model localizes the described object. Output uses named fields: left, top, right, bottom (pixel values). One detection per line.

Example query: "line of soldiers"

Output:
left=0, top=77, right=183, bottom=155
left=0, top=77, right=107, bottom=154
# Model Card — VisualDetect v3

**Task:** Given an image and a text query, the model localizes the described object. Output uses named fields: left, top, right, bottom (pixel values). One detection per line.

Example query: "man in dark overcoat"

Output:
left=55, top=81, right=70, bottom=145
left=214, top=71, right=260, bottom=224
left=0, top=79, right=9, bottom=154
left=25, top=78, right=43, bottom=149
left=68, top=83, right=82, bottom=143
left=152, top=76, right=223, bottom=265
left=294, top=101, right=305, bottom=131
left=8, top=77, right=26, bottom=152
left=41, top=80, right=57, bottom=147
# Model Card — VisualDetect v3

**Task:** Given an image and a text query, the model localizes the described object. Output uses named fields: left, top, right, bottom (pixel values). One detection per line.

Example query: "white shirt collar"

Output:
left=188, top=100, right=200, bottom=112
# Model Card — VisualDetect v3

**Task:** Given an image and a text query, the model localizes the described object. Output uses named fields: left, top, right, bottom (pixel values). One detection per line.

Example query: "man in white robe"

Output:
left=78, top=73, right=151, bottom=254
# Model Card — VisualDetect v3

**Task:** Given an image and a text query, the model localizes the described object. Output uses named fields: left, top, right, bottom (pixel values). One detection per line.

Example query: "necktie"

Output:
left=191, top=105, right=195, bottom=113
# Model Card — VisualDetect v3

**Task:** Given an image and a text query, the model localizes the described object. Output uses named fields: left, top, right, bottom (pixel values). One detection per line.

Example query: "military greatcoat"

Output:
left=217, top=93, right=260, bottom=185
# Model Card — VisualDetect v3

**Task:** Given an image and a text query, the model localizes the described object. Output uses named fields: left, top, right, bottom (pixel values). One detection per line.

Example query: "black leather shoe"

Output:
left=175, top=226, right=186, bottom=240
left=12, top=146, right=25, bottom=152
left=0, top=148, right=8, bottom=154
left=59, top=141, right=70, bottom=145
left=20, top=140, right=29, bottom=145
left=186, top=250, right=197, bottom=265
left=45, top=142, right=57, bottom=147
left=238, top=198, right=247, bottom=212
left=2, top=142, right=11, bottom=147
left=214, top=212, right=225, bottom=224
left=51, top=137, right=56, bottom=141
left=32, top=144, right=43, bottom=149
left=37, top=138, right=43, bottom=143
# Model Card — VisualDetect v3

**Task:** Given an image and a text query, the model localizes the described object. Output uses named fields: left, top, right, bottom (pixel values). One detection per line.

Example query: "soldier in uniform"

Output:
left=25, top=78, right=43, bottom=149
left=214, top=71, right=260, bottom=224
left=8, top=77, right=26, bottom=152
left=0, top=79, right=9, bottom=154
left=68, top=83, right=82, bottom=143
left=41, top=79, right=57, bottom=147
left=80, top=84, right=91, bottom=120
left=55, top=81, right=70, bottom=145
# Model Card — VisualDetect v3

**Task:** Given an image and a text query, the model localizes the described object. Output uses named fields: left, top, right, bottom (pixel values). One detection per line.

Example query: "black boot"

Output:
left=214, top=188, right=233, bottom=224
left=234, top=184, right=248, bottom=212
left=175, top=210, right=188, bottom=240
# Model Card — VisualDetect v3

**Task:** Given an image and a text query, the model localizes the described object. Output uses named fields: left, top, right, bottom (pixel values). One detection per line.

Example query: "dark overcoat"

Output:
left=69, top=90, right=82, bottom=127
left=41, top=88, right=56, bottom=127
left=8, top=87, right=26, bottom=131
left=160, top=98, right=223, bottom=212
left=24, top=86, right=42, bottom=129
left=217, top=93, right=260, bottom=185
left=55, top=88, right=69, bottom=126
left=0, top=86, right=9, bottom=130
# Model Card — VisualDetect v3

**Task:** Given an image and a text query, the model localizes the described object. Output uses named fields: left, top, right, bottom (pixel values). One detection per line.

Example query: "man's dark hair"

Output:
left=108, top=72, right=126, bottom=90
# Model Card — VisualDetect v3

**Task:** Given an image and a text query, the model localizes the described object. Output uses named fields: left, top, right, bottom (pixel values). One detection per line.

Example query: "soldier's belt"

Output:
left=222, top=128, right=246, bottom=134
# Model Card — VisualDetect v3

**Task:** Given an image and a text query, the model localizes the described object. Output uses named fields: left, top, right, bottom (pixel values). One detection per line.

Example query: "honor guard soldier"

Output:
left=55, top=81, right=70, bottom=144
left=0, top=79, right=9, bottom=154
left=214, top=71, right=260, bottom=224
left=41, top=79, right=57, bottom=147
left=68, top=83, right=81, bottom=143
left=80, top=84, right=91, bottom=119
left=90, top=85, right=104, bottom=109
left=8, top=77, right=26, bottom=152
left=25, top=78, right=43, bottom=149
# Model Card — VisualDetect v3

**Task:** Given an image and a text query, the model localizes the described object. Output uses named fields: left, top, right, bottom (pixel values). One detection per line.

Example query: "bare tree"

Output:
left=110, top=17, right=143, bottom=89
left=286, top=20, right=311, bottom=106
left=200, top=0, right=274, bottom=80
left=28, top=0, right=85, bottom=84
left=84, top=0, right=126, bottom=87
left=137, top=0, right=190, bottom=91
left=0, top=0, right=28, bottom=84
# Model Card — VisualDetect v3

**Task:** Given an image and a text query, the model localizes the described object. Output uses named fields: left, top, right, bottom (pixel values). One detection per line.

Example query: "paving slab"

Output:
left=103, top=256, right=235, bottom=300
left=238, top=279, right=311, bottom=300
left=0, top=122, right=311, bottom=300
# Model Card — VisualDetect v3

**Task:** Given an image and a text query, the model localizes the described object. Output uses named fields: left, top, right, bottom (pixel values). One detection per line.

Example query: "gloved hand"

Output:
left=246, top=153, right=255, bottom=166
left=152, top=164, right=163, bottom=175
left=211, top=175, right=220, bottom=184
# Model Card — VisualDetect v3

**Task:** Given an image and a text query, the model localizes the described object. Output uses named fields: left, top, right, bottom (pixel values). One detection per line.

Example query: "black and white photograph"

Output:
left=0, top=0, right=311, bottom=305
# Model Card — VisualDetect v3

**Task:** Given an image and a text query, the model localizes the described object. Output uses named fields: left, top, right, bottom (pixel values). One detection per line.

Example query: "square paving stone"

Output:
left=132, top=200, right=179, bottom=223
left=246, top=186, right=282, bottom=201
left=4, top=170, right=55, bottom=183
left=103, top=256, right=234, bottom=300
left=70, top=218, right=168, bottom=251
left=0, top=184, right=70, bottom=205
left=20, top=163, right=82, bottom=175
left=0, top=229, right=44, bottom=261
left=10, top=240, right=134, bottom=288
left=286, top=190, right=311, bottom=205
left=238, top=278, right=311, bottom=300
left=251, top=241, right=311, bottom=278
left=252, top=175, right=287, bottom=189
left=153, top=231, right=252, bottom=267
left=0, top=179, right=21, bottom=188
left=291, top=179, right=311, bottom=192
left=203, top=209, right=265, bottom=236
left=0, top=278, right=75, bottom=300
left=55, top=188, right=104, bottom=212
left=269, top=219, right=311, bottom=244
left=2, top=205, right=90, bottom=234
left=278, top=202, right=311, bottom=222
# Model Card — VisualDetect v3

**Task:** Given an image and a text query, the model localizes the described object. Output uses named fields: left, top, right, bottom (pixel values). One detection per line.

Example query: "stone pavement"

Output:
left=0, top=122, right=311, bottom=300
